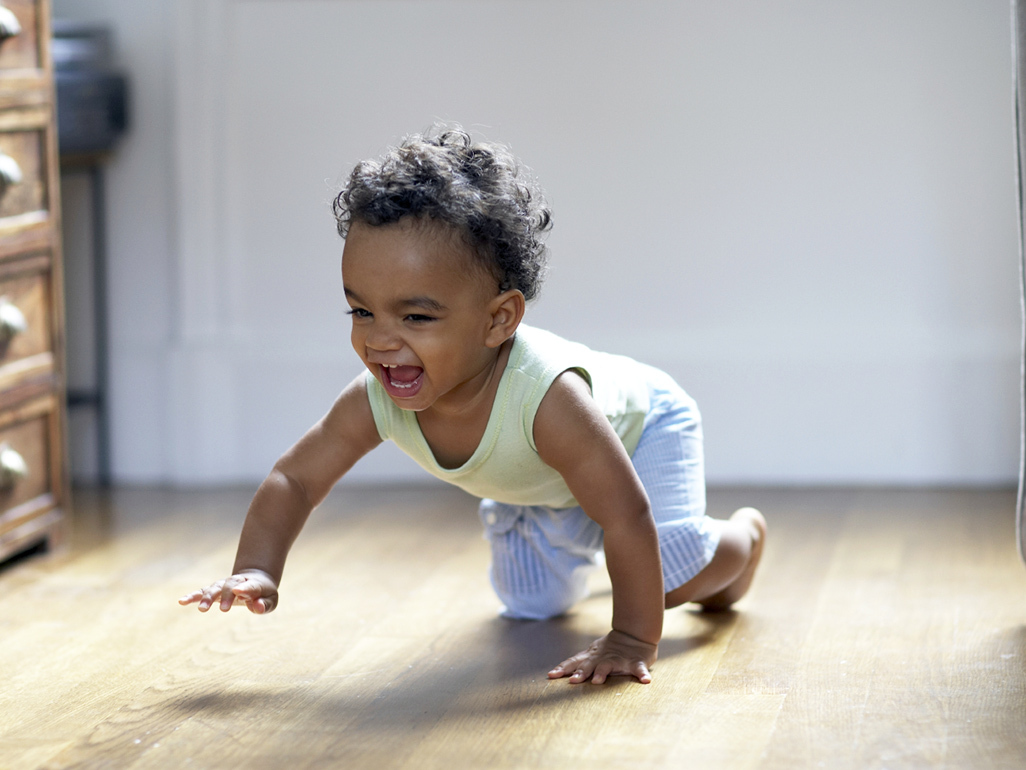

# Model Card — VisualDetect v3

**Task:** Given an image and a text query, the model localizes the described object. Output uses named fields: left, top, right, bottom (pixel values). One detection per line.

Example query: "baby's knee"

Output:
left=713, top=524, right=752, bottom=573
left=718, top=508, right=764, bottom=564
left=492, top=570, right=589, bottom=620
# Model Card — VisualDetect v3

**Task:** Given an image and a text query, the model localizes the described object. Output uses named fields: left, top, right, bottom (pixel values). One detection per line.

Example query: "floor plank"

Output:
left=0, top=486, right=1023, bottom=769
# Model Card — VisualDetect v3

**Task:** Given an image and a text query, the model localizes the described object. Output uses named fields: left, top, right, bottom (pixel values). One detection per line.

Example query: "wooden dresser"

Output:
left=0, top=0, right=68, bottom=564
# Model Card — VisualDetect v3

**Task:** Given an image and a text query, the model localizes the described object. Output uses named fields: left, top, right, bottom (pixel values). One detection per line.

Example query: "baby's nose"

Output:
left=365, top=325, right=402, bottom=352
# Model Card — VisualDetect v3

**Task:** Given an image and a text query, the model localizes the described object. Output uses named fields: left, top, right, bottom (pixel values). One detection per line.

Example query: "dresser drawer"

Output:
left=0, top=1, right=41, bottom=74
left=0, top=258, right=51, bottom=388
left=0, top=395, right=56, bottom=537
left=0, top=118, right=46, bottom=228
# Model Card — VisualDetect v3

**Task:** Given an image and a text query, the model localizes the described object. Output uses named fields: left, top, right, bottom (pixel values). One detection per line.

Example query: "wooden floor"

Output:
left=0, top=485, right=1024, bottom=769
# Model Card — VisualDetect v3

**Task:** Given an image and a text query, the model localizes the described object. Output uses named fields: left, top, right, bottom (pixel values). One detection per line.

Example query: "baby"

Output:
left=180, top=126, right=765, bottom=685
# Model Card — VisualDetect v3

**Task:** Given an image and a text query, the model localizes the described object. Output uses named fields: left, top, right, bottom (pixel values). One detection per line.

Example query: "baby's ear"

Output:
left=486, top=289, right=525, bottom=348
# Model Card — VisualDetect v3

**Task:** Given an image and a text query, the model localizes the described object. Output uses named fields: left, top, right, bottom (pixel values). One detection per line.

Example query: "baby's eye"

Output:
left=405, top=314, right=435, bottom=323
left=346, top=308, right=372, bottom=319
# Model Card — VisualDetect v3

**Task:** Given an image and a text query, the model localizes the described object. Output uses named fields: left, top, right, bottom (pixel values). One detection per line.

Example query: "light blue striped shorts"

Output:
left=478, top=366, right=720, bottom=620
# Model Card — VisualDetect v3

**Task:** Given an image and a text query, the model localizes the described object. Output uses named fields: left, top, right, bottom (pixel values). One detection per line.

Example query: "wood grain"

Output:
left=0, top=486, right=1023, bottom=769
left=0, top=0, right=68, bottom=588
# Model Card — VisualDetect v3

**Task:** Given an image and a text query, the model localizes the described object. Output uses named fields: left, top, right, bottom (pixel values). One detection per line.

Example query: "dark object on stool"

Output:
left=52, top=21, right=128, bottom=159
left=52, top=21, right=129, bottom=486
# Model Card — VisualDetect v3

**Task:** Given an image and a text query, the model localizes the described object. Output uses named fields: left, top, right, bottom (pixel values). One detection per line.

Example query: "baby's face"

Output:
left=342, top=219, right=508, bottom=413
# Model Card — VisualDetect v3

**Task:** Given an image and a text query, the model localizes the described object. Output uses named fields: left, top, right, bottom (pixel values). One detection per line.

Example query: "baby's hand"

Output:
left=178, top=569, right=279, bottom=614
left=548, top=629, right=658, bottom=684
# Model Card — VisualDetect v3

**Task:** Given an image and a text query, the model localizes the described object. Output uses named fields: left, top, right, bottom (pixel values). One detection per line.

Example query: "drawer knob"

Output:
left=0, top=442, right=27, bottom=488
left=0, top=6, right=20, bottom=42
left=0, top=295, right=25, bottom=342
left=0, top=152, right=21, bottom=194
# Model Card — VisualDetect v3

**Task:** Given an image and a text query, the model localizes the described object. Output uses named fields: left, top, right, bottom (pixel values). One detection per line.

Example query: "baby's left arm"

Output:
left=533, top=371, right=664, bottom=684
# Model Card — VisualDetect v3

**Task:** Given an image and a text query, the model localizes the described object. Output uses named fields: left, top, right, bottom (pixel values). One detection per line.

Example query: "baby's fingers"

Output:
left=632, top=659, right=653, bottom=685
left=218, top=576, right=256, bottom=611
left=589, top=660, right=617, bottom=685
left=589, top=657, right=653, bottom=684
left=556, top=655, right=598, bottom=684
left=232, top=580, right=275, bottom=614
left=568, top=663, right=597, bottom=684
left=178, top=583, right=225, bottom=612
left=548, top=653, right=586, bottom=681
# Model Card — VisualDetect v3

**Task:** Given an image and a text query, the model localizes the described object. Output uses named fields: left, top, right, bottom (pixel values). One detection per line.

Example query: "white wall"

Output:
left=55, top=0, right=1021, bottom=487
left=56, top=0, right=177, bottom=482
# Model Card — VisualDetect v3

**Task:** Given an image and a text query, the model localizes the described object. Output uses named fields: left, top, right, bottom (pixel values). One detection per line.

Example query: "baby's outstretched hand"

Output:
left=178, top=569, right=279, bottom=614
left=548, top=629, right=658, bottom=684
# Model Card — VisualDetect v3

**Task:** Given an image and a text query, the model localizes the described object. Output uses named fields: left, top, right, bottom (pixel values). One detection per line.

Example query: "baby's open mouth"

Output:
left=382, top=364, right=424, bottom=394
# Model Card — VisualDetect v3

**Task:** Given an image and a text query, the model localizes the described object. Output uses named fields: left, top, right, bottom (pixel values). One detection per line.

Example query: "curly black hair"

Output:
left=333, top=125, right=552, bottom=301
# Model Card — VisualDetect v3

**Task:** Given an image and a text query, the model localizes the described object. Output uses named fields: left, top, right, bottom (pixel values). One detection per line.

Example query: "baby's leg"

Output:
left=664, top=507, right=766, bottom=610
left=480, top=500, right=603, bottom=620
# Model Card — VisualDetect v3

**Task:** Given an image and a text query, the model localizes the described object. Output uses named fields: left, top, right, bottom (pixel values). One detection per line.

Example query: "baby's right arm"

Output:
left=179, top=374, right=382, bottom=614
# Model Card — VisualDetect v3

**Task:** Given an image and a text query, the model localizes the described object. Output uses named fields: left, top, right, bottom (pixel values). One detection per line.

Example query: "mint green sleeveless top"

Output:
left=364, top=324, right=651, bottom=509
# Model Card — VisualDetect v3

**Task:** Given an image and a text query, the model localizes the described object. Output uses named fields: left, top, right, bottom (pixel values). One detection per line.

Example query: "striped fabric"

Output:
left=479, top=371, right=720, bottom=619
